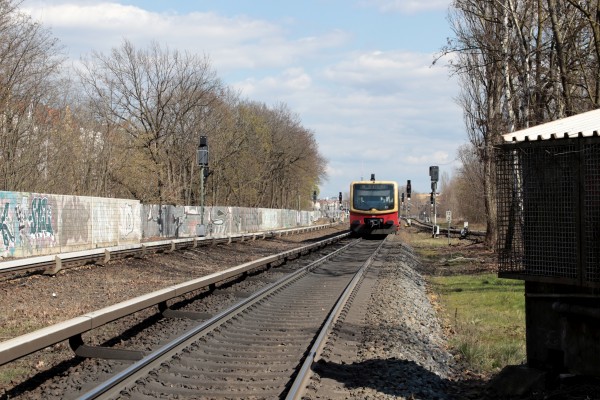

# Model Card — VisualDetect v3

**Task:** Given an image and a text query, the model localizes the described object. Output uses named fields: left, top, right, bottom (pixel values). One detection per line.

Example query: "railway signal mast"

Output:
left=429, top=166, right=439, bottom=237
left=406, top=180, right=411, bottom=225
left=401, top=192, right=405, bottom=219
left=197, top=136, right=209, bottom=237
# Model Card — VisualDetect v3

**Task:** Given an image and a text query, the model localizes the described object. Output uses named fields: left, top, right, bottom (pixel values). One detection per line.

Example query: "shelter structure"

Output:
left=496, top=108, right=600, bottom=377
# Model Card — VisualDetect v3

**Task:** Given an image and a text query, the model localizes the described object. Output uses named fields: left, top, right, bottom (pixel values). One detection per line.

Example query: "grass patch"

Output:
left=400, top=226, right=525, bottom=373
left=429, top=273, right=526, bottom=373
left=0, top=363, right=29, bottom=386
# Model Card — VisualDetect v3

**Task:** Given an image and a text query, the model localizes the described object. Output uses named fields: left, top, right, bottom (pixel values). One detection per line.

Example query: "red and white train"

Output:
left=349, top=175, right=399, bottom=236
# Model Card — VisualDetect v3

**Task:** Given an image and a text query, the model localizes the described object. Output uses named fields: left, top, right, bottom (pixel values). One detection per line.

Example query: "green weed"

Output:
left=430, top=273, right=526, bottom=373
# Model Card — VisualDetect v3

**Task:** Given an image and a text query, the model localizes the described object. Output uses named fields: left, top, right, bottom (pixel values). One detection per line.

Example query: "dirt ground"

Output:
left=397, top=224, right=497, bottom=275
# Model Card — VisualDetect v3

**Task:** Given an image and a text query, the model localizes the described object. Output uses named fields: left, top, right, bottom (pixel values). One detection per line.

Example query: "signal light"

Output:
left=429, top=166, right=439, bottom=182
left=197, top=136, right=209, bottom=167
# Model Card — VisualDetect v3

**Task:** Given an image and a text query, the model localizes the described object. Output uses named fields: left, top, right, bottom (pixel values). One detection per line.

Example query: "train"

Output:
left=349, top=175, right=399, bottom=236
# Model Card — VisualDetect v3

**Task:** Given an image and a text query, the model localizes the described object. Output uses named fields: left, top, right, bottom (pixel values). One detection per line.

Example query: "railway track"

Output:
left=0, top=225, right=336, bottom=277
left=404, top=217, right=485, bottom=239
left=58, top=237, right=385, bottom=399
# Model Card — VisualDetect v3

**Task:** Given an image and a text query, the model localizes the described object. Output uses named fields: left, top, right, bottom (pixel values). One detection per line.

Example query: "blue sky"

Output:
left=22, top=0, right=464, bottom=199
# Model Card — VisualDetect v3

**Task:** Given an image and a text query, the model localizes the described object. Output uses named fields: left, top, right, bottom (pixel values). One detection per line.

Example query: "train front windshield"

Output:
left=352, top=184, right=396, bottom=211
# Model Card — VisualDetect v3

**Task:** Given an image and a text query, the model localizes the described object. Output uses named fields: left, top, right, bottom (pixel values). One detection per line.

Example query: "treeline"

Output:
left=0, top=0, right=326, bottom=209
left=439, top=0, right=600, bottom=244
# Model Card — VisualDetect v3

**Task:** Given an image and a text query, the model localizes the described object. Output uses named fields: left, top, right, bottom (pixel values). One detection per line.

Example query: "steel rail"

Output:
left=0, top=230, right=350, bottom=367
left=285, top=235, right=387, bottom=399
left=76, top=238, right=363, bottom=400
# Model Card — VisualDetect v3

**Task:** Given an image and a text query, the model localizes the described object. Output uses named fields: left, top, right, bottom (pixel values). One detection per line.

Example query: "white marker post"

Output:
left=446, top=210, right=452, bottom=245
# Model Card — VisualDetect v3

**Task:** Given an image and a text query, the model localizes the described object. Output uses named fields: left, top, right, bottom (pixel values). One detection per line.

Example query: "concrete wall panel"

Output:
left=60, top=195, right=91, bottom=250
left=0, top=191, right=59, bottom=258
left=260, top=209, right=279, bottom=230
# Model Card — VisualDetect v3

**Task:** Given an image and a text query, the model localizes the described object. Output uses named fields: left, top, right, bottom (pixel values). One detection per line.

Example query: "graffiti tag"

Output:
left=29, top=197, right=53, bottom=237
left=1, top=203, right=15, bottom=249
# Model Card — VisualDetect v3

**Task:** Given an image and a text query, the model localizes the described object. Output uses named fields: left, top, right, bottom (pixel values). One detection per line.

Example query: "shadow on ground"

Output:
left=313, top=357, right=486, bottom=399
left=314, top=358, right=600, bottom=400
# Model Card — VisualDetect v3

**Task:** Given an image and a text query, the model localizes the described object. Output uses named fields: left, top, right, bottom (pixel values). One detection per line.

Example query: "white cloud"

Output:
left=232, top=47, right=464, bottom=190
left=405, top=151, right=451, bottom=165
left=295, top=49, right=462, bottom=194
left=22, top=2, right=349, bottom=73
left=237, top=67, right=313, bottom=97
left=20, top=0, right=464, bottom=196
left=323, top=50, right=452, bottom=97
left=358, top=0, right=451, bottom=14
left=24, top=2, right=277, bottom=38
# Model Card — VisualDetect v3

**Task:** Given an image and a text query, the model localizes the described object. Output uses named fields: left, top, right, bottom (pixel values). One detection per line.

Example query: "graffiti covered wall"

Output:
left=0, top=191, right=141, bottom=259
left=0, top=192, right=56, bottom=258
left=0, top=190, right=322, bottom=260
left=141, top=204, right=202, bottom=239
left=140, top=205, right=320, bottom=239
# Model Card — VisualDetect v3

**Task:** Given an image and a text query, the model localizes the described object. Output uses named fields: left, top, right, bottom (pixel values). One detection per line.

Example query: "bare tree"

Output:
left=564, top=0, right=600, bottom=108
left=78, top=40, right=221, bottom=204
left=0, top=0, right=65, bottom=191
left=205, top=100, right=326, bottom=209
left=441, top=0, right=600, bottom=244
left=455, top=144, right=486, bottom=223
left=443, top=0, right=507, bottom=245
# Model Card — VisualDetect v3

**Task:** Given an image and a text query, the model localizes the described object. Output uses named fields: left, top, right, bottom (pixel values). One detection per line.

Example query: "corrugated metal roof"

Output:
left=502, top=108, right=600, bottom=142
